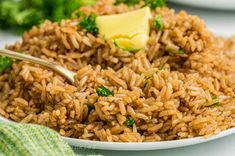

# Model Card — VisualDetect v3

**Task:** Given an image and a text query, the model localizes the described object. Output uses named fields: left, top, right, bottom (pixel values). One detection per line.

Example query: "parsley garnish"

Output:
left=211, top=96, right=221, bottom=107
left=145, top=0, right=166, bottom=10
left=205, top=96, right=221, bottom=107
left=167, top=48, right=185, bottom=55
left=0, top=56, right=13, bottom=74
left=177, top=49, right=185, bottom=55
left=96, top=85, right=114, bottom=97
left=124, top=117, right=135, bottom=128
left=79, top=13, right=99, bottom=35
left=153, top=15, right=163, bottom=31
left=212, top=96, right=218, bottom=100
left=212, top=102, right=221, bottom=107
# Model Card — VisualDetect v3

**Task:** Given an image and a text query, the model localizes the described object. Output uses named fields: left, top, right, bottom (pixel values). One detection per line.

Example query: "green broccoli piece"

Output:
left=79, top=13, right=99, bottom=35
left=0, top=56, right=13, bottom=74
left=96, top=85, right=113, bottom=97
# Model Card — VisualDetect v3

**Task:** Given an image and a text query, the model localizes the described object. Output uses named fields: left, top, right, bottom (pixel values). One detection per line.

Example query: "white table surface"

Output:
left=0, top=3, right=235, bottom=156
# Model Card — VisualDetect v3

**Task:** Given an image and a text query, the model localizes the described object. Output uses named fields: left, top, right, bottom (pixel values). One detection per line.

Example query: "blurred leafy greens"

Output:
left=115, top=0, right=140, bottom=6
left=115, top=0, right=167, bottom=9
left=0, top=0, right=96, bottom=33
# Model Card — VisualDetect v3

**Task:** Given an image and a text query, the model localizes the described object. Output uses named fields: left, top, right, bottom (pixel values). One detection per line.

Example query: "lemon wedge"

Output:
left=96, top=7, right=152, bottom=51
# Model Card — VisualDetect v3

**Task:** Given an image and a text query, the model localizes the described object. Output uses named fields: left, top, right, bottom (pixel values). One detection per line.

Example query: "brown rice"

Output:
left=0, top=0, right=235, bottom=142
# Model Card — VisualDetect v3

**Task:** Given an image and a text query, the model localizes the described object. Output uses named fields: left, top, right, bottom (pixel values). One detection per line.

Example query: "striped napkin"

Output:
left=0, top=122, right=76, bottom=156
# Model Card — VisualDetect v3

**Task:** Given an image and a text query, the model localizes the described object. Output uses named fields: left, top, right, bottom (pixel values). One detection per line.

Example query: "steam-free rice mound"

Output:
left=0, top=0, right=235, bottom=142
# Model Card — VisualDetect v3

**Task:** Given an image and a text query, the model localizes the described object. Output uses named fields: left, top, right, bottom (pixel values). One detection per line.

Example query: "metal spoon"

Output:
left=0, top=49, right=76, bottom=84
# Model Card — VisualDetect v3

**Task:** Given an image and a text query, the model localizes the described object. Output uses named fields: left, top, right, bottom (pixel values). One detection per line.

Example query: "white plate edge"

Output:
left=0, top=115, right=235, bottom=151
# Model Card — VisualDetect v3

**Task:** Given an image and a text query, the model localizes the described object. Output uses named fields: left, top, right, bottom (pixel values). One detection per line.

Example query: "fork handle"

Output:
left=0, top=49, right=76, bottom=84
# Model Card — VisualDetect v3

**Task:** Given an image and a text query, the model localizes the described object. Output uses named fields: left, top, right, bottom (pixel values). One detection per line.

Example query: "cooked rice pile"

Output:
left=1, top=0, right=235, bottom=142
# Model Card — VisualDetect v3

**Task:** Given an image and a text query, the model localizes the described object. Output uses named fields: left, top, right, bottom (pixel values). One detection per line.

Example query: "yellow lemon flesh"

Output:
left=96, top=7, right=152, bottom=51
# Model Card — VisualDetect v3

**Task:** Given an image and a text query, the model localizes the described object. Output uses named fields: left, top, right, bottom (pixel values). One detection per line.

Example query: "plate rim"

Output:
left=0, top=116, right=235, bottom=151
left=168, top=0, right=235, bottom=10
left=62, top=127, right=235, bottom=150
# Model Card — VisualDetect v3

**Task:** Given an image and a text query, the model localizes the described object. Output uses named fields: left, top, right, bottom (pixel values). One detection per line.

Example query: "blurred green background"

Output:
left=0, top=0, right=96, bottom=33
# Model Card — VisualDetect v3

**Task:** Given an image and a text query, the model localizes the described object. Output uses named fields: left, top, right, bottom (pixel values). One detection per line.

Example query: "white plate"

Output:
left=168, top=0, right=235, bottom=10
left=0, top=9, right=235, bottom=150
left=0, top=115, right=235, bottom=151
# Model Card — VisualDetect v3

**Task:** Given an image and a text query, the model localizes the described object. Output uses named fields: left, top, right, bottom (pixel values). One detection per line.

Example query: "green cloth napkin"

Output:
left=0, top=122, right=76, bottom=156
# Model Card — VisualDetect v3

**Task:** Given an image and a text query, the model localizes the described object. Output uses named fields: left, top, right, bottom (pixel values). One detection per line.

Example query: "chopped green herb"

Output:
left=212, top=95, right=218, bottom=100
left=115, top=0, right=140, bottom=6
left=211, top=96, right=220, bottom=107
left=159, top=64, right=165, bottom=70
left=167, top=48, right=185, bottom=55
left=124, top=117, right=135, bottom=128
left=87, top=104, right=95, bottom=113
left=177, top=49, right=185, bottom=55
left=145, top=0, right=166, bottom=10
left=143, top=81, right=148, bottom=88
left=79, top=13, right=99, bottom=35
left=153, top=15, right=163, bottom=31
left=212, top=102, right=221, bottom=107
left=72, top=10, right=84, bottom=19
left=96, top=85, right=114, bottom=97
left=212, top=96, right=219, bottom=103
left=205, top=96, right=221, bottom=107
left=143, top=75, right=152, bottom=88
left=0, top=56, right=13, bottom=74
